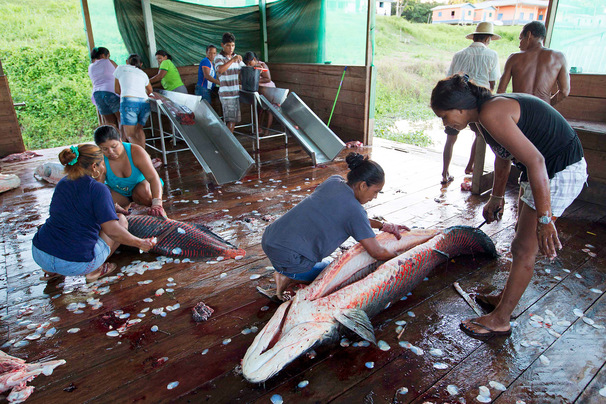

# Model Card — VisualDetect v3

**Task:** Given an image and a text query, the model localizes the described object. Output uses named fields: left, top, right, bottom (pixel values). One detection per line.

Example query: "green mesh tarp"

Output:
left=114, top=0, right=326, bottom=67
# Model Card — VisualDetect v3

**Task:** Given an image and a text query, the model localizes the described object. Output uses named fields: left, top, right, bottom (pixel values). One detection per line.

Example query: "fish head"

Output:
left=241, top=295, right=340, bottom=383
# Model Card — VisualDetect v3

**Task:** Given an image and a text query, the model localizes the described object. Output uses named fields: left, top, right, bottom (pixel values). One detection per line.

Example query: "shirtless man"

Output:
left=497, top=21, right=570, bottom=106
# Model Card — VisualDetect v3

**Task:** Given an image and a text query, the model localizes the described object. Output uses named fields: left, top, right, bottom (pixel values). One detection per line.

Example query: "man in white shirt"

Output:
left=441, top=22, right=500, bottom=184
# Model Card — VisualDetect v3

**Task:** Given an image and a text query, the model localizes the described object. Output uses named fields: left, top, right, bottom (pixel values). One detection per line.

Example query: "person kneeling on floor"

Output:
left=262, top=152, right=410, bottom=301
left=32, top=144, right=156, bottom=283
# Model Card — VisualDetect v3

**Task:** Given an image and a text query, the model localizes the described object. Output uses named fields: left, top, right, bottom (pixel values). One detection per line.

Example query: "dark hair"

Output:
left=222, top=32, right=235, bottom=45
left=430, top=74, right=493, bottom=112
left=521, top=21, right=546, bottom=40
left=58, top=144, right=103, bottom=180
left=126, top=54, right=143, bottom=67
left=94, top=125, right=121, bottom=145
left=155, top=50, right=172, bottom=60
left=206, top=44, right=217, bottom=52
left=243, top=51, right=257, bottom=65
left=345, top=152, right=384, bottom=187
left=90, top=46, right=109, bottom=61
left=473, top=34, right=492, bottom=42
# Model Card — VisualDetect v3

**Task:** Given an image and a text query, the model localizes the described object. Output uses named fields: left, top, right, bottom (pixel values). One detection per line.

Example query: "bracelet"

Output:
left=152, top=198, right=162, bottom=206
left=490, top=194, right=504, bottom=199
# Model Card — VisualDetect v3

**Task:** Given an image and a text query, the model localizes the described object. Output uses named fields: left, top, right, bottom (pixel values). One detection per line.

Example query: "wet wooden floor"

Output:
left=1, top=136, right=605, bottom=403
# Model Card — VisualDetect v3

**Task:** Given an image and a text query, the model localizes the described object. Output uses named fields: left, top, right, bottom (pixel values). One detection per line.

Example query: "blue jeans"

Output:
left=195, top=85, right=212, bottom=104
left=120, top=97, right=150, bottom=126
left=276, top=257, right=332, bottom=282
left=32, top=238, right=110, bottom=276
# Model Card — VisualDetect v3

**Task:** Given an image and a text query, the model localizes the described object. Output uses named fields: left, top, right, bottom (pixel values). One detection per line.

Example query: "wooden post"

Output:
left=81, top=0, right=95, bottom=51
left=142, top=0, right=158, bottom=67
left=544, top=0, right=558, bottom=47
left=258, top=0, right=268, bottom=61
left=363, top=0, right=376, bottom=145
left=471, top=134, right=487, bottom=194
left=0, top=58, right=26, bottom=156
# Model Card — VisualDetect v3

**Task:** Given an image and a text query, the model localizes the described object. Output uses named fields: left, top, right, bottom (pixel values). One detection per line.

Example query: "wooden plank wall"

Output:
left=0, top=59, right=25, bottom=157
left=270, top=64, right=369, bottom=144
left=555, top=74, right=606, bottom=206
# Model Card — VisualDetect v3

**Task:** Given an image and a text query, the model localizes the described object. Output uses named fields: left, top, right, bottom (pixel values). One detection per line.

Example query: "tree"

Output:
left=401, top=1, right=441, bottom=23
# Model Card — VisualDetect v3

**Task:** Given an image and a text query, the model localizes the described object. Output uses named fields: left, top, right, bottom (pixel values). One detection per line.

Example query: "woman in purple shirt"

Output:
left=88, top=47, right=122, bottom=138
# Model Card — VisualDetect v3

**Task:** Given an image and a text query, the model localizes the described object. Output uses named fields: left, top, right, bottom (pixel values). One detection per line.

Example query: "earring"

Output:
left=92, top=169, right=100, bottom=179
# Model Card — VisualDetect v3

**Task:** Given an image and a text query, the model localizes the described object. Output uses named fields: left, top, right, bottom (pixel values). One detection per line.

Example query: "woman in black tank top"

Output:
left=430, top=74, right=586, bottom=340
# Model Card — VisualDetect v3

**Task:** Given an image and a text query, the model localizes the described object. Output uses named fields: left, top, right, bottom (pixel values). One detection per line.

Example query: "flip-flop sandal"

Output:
left=39, top=272, right=64, bottom=282
left=440, top=176, right=454, bottom=185
left=86, top=262, right=117, bottom=283
left=460, top=320, right=512, bottom=340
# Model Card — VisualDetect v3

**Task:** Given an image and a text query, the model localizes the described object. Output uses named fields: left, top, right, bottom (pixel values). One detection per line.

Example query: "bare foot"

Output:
left=465, top=164, right=474, bottom=175
left=274, top=272, right=295, bottom=301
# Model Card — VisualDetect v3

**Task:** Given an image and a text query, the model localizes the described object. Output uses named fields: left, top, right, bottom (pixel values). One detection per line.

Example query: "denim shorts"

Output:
left=93, top=91, right=120, bottom=115
left=275, top=257, right=332, bottom=282
left=32, top=238, right=111, bottom=276
left=120, top=97, right=151, bottom=126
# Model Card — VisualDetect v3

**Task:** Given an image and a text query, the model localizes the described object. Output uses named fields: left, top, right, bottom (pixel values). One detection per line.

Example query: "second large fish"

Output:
left=126, top=215, right=245, bottom=259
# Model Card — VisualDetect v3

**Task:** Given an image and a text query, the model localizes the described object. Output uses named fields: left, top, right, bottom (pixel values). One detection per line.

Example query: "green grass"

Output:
left=374, top=16, right=521, bottom=146
left=0, top=0, right=97, bottom=150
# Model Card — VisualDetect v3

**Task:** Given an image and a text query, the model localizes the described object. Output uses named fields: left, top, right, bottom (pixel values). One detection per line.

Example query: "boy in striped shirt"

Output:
left=215, top=32, right=245, bottom=133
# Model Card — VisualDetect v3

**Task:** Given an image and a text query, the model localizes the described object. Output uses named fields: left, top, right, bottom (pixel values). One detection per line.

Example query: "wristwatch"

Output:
left=538, top=215, right=552, bottom=224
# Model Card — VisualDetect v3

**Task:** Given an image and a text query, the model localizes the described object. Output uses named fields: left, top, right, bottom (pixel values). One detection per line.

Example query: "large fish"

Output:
left=126, top=215, right=245, bottom=259
left=242, top=226, right=497, bottom=382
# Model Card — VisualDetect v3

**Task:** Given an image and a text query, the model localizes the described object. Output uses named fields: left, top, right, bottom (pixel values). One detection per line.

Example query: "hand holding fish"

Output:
left=149, top=198, right=167, bottom=218
left=380, top=223, right=410, bottom=240
left=138, top=237, right=157, bottom=253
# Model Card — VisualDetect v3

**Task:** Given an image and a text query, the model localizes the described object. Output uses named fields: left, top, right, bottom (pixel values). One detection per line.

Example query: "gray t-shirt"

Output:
left=262, top=175, right=375, bottom=274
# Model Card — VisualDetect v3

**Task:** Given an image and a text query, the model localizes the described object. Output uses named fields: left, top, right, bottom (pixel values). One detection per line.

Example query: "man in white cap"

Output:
left=441, top=22, right=500, bottom=184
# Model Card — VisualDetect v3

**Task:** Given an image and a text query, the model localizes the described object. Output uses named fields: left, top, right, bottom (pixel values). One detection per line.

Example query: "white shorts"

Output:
left=520, top=158, right=588, bottom=217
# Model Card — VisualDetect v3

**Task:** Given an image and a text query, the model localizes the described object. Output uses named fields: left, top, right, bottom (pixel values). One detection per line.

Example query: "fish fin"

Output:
left=335, top=309, right=377, bottom=345
left=192, top=223, right=237, bottom=248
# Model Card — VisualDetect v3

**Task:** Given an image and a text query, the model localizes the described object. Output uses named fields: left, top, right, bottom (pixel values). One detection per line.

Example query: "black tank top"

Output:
left=479, top=93, right=583, bottom=181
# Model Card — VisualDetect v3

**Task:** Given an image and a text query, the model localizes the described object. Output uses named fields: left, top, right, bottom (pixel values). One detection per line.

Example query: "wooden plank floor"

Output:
left=1, top=136, right=605, bottom=403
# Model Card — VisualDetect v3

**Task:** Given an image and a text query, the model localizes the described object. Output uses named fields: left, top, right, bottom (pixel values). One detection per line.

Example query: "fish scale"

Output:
left=126, top=215, right=245, bottom=259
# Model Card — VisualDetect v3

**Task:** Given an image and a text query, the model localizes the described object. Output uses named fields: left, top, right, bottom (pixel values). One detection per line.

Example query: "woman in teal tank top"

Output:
left=94, top=125, right=166, bottom=217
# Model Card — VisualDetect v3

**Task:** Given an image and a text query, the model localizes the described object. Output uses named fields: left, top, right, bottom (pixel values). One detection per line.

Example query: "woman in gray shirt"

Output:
left=262, top=152, right=409, bottom=300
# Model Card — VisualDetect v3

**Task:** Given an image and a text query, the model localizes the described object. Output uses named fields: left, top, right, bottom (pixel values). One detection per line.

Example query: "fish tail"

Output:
left=438, top=225, right=498, bottom=258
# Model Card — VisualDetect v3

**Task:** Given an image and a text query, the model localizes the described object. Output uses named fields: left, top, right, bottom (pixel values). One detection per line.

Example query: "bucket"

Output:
left=241, top=67, right=261, bottom=92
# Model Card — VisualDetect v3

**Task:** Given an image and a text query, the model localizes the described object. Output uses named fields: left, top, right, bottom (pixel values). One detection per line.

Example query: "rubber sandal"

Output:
left=86, top=262, right=117, bottom=283
left=39, top=272, right=64, bottom=282
left=440, top=176, right=454, bottom=185
left=460, top=320, right=512, bottom=340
